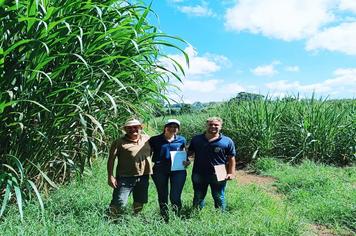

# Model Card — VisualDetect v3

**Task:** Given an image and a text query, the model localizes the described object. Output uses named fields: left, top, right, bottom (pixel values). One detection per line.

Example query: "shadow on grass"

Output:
left=102, top=205, right=198, bottom=224
left=178, top=205, right=197, bottom=220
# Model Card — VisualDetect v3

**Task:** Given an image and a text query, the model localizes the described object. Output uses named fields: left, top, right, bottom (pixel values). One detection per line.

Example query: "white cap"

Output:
left=124, top=119, right=141, bottom=127
left=165, top=119, right=180, bottom=127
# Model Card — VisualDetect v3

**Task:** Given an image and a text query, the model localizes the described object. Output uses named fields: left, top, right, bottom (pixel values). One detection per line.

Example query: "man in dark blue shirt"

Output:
left=188, top=117, right=236, bottom=211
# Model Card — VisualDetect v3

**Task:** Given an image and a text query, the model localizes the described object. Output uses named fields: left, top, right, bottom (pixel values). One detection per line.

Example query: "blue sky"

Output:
left=146, top=0, right=356, bottom=103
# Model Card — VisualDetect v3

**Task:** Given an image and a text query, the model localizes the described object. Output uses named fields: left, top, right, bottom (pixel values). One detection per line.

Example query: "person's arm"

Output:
left=107, top=140, right=118, bottom=188
left=183, top=149, right=194, bottom=167
left=226, top=155, right=236, bottom=180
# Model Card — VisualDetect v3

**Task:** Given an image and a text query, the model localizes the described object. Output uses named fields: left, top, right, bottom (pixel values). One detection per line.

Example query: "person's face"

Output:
left=165, top=123, right=179, bottom=135
left=124, top=125, right=141, bottom=137
left=206, top=120, right=222, bottom=135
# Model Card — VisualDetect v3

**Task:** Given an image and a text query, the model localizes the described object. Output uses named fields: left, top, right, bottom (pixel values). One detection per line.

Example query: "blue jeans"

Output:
left=110, top=175, right=149, bottom=209
left=152, top=170, right=186, bottom=216
left=192, top=173, right=227, bottom=210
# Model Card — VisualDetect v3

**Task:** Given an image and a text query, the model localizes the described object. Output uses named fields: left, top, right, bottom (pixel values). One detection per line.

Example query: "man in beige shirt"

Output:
left=107, top=119, right=152, bottom=215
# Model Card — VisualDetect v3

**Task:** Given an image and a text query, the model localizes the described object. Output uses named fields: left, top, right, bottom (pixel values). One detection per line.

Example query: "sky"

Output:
left=145, top=0, right=356, bottom=103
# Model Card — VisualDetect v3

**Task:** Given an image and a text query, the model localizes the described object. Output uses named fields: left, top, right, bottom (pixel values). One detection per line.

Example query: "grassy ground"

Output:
left=1, top=158, right=354, bottom=235
left=254, top=158, right=356, bottom=234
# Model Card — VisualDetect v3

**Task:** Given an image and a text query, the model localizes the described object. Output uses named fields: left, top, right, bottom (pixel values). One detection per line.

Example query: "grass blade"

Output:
left=0, top=181, right=12, bottom=218
left=13, top=180, right=24, bottom=221
left=27, top=180, right=44, bottom=216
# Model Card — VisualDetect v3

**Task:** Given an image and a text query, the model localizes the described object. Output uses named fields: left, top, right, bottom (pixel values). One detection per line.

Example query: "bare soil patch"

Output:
left=307, top=224, right=348, bottom=236
left=236, top=170, right=276, bottom=186
left=235, top=170, right=346, bottom=236
left=235, top=170, right=281, bottom=199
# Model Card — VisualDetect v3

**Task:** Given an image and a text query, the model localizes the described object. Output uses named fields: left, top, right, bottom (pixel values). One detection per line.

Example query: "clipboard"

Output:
left=214, top=164, right=227, bottom=181
left=170, top=151, right=187, bottom=171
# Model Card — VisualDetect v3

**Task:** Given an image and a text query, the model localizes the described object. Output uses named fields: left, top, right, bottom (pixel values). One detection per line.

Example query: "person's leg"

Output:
left=192, top=173, right=209, bottom=209
left=132, top=202, right=144, bottom=214
left=169, top=170, right=187, bottom=214
left=132, top=175, right=149, bottom=214
left=210, top=176, right=227, bottom=211
left=109, top=176, right=134, bottom=215
left=152, top=172, right=169, bottom=218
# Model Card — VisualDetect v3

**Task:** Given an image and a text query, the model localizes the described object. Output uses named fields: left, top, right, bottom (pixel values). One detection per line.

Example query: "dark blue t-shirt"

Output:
left=149, top=134, right=186, bottom=173
left=188, top=133, right=236, bottom=176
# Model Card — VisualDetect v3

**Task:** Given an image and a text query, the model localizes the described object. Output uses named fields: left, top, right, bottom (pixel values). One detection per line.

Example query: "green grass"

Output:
left=2, top=158, right=354, bottom=235
left=254, top=158, right=356, bottom=233
left=1, top=158, right=303, bottom=236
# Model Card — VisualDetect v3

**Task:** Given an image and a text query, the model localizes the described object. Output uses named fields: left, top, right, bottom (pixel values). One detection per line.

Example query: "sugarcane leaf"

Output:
left=13, top=180, right=24, bottom=221
left=27, top=180, right=44, bottom=215
left=0, top=180, right=12, bottom=218
left=84, top=113, right=104, bottom=134
left=72, top=53, right=89, bottom=69
left=18, top=99, right=51, bottom=112
left=4, top=39, right=34, bottom=56
left=2, top=164, right=20, bottom=178
left=103, top=92, right=117, bottom=115
left=28, top=161, right=58, bottom=189
left=0, top=101, right=16, bottom=114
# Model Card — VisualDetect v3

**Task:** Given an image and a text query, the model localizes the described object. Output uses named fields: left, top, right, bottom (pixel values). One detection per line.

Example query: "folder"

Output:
left=170, top=151, right=187, bottom=171
left=214, top=164, right=227, bottom=181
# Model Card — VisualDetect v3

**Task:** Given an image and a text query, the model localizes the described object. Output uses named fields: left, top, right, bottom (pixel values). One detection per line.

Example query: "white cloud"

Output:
left=188, top=57, right=223, bottom=76
left=306, top=22, right=356, bottom=55
left=339, top=0, right=356, bottom=13
left=161, top=45, right=230, bottom=76
left=225, top=0, right=336, bottom=41
left=182, top=79, right=220, bottom=92
left=221, top=82, right=245, bottom=94
left=251, top=61, right=280, bottom=76
left=224, top=0, right=356, bottom=55
left=171, top=67, right=356, bottom=102
left=178, top=4, right=215, bottom=17
left=159, top=46, right=238, bottom=102
left=177, top=80, right=246, bottom=103
left=265, top=80, right=330, bottom=93
left=285, top=66, right=300, bottom=72
left=252, top=65, right=277, bottom=76
left=328, top=68, right=356, bottom=87
left=265, top=67, right=356, bottom=97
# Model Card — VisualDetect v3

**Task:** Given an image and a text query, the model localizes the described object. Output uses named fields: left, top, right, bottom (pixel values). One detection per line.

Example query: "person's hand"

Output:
left=226, top=173, right=235, bottom=180
left=108, top=175, right=117, bottom=188
left=183, top=160, right=191, bottom=167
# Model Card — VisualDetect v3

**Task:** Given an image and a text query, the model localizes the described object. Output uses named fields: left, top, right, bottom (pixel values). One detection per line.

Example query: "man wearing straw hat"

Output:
left=107, top=118, right=152, bottom=215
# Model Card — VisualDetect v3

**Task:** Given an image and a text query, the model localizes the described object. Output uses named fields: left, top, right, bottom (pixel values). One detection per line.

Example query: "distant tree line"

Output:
left=156, top=92, right=265, bottom=116
left=156, top=91, right=354, bottom=117
left=155, top=101, right=222, bottom=116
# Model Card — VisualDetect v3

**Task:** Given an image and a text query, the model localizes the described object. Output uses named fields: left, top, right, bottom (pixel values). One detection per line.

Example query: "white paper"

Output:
left=214, top=164, right=227, bottom=181
left=170, top=151, right=187, bottom=171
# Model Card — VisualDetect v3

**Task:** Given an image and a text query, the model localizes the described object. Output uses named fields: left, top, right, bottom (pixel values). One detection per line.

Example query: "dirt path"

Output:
left=235, top=170, right=340, bottom=236
left=236, top=170, right=276, bottom=186
left=235, top=170, right=283, bottom=200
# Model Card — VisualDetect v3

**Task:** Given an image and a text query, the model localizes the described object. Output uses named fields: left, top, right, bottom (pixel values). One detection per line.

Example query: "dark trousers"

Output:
left=192, top=173, right=227, bottom=210
left=152, top=170, right=187, bottom=217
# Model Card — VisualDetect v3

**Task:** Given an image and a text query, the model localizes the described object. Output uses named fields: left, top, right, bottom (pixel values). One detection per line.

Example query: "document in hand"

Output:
left=214, top=164, right=227, bottom=181
left=170, top=151, right=187, bottom=171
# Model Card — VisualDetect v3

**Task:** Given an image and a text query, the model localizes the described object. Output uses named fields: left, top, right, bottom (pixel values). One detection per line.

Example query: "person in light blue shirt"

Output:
left=149, top=119, right=187, bottom=221
left=188, top=117, right=236, bottom=211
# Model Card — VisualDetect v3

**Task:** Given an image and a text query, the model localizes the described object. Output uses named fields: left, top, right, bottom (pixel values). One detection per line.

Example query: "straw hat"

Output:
left=123, top=119, right=141, bottom=127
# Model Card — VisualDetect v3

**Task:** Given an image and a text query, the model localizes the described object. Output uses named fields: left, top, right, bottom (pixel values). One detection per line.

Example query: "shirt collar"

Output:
left=203, top=132, right=222, bottom=142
